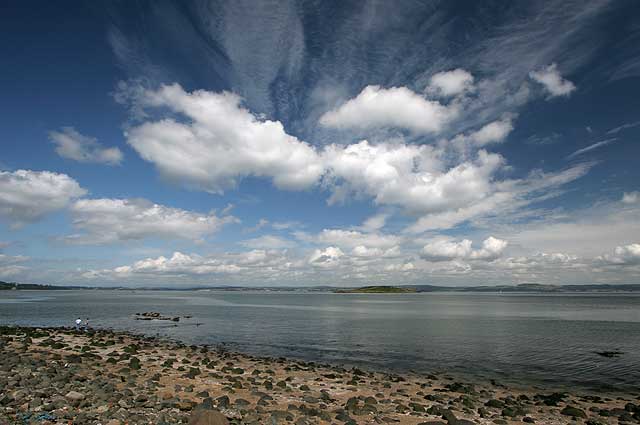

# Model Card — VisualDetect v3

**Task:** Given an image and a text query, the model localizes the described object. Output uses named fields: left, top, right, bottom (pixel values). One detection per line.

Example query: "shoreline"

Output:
left=2, top=326, right=639, bottom=424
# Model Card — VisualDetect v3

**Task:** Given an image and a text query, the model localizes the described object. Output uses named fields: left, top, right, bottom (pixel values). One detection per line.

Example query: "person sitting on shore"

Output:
left=75, top=317, right=82, bottom=331
left=84, top=318, right=90, bottom=331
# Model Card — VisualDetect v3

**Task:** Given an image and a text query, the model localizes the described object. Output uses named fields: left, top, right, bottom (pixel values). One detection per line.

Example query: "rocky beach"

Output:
left=1, top=326, right=639, bottom=425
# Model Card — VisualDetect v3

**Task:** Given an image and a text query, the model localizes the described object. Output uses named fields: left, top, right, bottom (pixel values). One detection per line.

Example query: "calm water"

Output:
left=1, top=290, right=639, bottom=391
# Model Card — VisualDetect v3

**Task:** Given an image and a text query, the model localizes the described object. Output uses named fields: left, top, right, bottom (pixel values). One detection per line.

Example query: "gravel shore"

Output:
left=1, top=326, right=638, bottom=425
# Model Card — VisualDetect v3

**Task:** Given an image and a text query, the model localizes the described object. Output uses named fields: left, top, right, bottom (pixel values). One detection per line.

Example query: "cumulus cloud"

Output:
left=83, top=249, right=295, bottom=281
left=120, top=84, right=591, bottom=240
left=65, top=198, right=236, bottom=244
left=90, top=252, right=242, bottom=278
left=421, top=238, right=472, bottom=261
left=598, top=243, right=640, bottom=265
left=529, top=63, right=576, bottom=98
left=319, top=85, right=457, bottom=134
left=308, top=246, right=344, bottom=268
left=0, top=170, right=86, bottom=227
left=324, top=141, right=504, bottom=214
left=421, top=236, right=507, bottom=261
left=125, top=83, right=323, bottom=193
left=49, top=127, right=123, bottom=165
left=428, top=69, right=474, bottom=97
left=471, top=236, right=509, bottom=260
left=622, top=192, right=639, bottom=204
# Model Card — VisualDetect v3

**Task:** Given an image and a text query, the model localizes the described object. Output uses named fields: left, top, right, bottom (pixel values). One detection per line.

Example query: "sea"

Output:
left=1, top=290, right=639, bottom=392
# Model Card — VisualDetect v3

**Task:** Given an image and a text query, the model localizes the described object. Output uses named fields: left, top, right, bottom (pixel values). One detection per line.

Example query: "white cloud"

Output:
left=352, top=245, right=384, bottom=258
left=491, top=252, right=582, bottom=274
left=319, top=85, right=457, bottom=134
left=384, top=262, right=415, bottom=272
left=98, top=252, right=243, bottom=277
left=471, top=236, right=509, bottom=260
left=504, top=200, right=640, bottom=257
left=125, top=83, right=324, bottom=193
left=622, top=192, right=639, bottom=204
left=428, top=69, right=474, bottom=97
left=529, top=63, right=576, bottom=98
left=301, top=228, right=402, bottom=250
left=49, top=127, right=123, bottom=165
left=324, top=141, right=504, bottom=214
left=421, top=236, right=507, bottom=261
left=598, top=244, right=640, bottom=265
left=83, top=249, right=297, bottom=281
left=0, top=170, right=86, bottom=227
left=421, top=238, right=472, bottom=261
left=241, top=235, right=296, bottom=249
left=121, top=84, right=590, bottom=234
left=352, top=245, right=401, bottom=258
left=447, top=117, right=514, bottom=154
left=468, top=119, right=514, bottom=146
left=65, top=198, right=236, bottom=244
left=566, top=138, right=618, bottom=159
left=407, top=163, right=591, bottom=233
left=308, top=246, right=344, bottom=268
left=606, top=121, right=640, bottom=135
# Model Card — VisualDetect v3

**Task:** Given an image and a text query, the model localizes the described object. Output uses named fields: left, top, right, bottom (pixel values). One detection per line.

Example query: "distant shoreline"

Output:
left=3, top=281, right=640, bottom=293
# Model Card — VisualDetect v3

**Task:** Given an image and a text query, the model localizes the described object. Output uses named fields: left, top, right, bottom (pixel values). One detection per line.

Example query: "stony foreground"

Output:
left=1, top=326, right=639, bottom=425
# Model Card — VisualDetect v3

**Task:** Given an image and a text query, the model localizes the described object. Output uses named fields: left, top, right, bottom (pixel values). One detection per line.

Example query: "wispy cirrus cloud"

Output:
left=566, top=138, right=619, bottom=159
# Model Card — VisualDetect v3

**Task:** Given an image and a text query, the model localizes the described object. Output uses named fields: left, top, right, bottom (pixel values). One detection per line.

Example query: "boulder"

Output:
left=189, top=409, right=229, bottom=425
left=65, top=391, right=85, bottom=403
left=561, top=406, right=587, bottom=418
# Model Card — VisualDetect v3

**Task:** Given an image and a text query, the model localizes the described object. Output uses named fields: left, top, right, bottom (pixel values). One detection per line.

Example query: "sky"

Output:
left=1, top=0, right=640, bottom=287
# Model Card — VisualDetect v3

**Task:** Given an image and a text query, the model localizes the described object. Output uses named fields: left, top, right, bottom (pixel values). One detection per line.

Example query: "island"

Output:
left=333, top=285, right=417, bottom=294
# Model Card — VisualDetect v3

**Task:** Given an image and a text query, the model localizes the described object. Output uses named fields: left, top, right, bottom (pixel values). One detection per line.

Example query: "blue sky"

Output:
left=1, top=0, right=640, bottom=287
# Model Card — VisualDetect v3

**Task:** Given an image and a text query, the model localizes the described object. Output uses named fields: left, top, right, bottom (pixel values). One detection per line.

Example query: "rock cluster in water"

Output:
left=1, top=326, right=639, bottom=424
left=135, top=312, right=181, bottom=322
